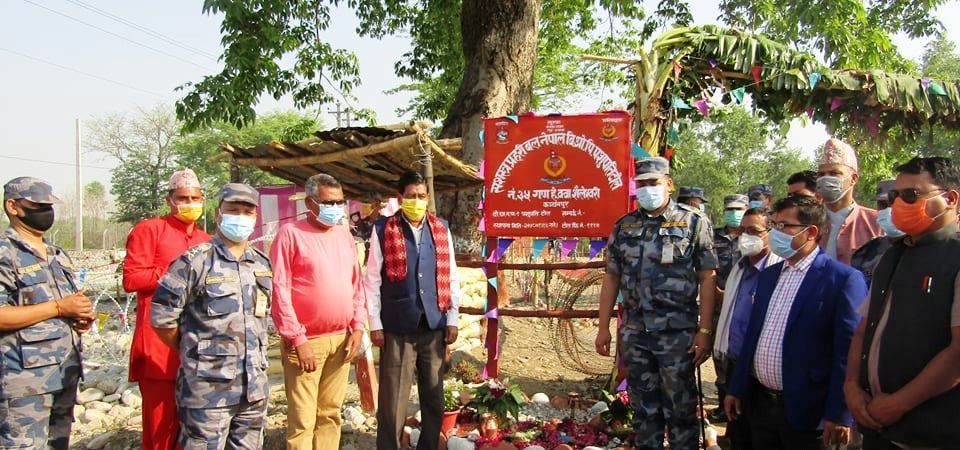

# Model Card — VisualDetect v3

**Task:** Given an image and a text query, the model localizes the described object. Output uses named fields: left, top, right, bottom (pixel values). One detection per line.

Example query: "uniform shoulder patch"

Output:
left=183, top=242, right=214, bottom=262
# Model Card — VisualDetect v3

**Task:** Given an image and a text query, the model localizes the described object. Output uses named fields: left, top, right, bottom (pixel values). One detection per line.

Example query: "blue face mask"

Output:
left=724, top=209, right=745, bottom=228
left=769, top=227, right=807, bottom=259
left=317, top=204, right=345, bottom=227
left=637, top=185, right=667, bottom=211
left=876, top=208, right=905, bottom=237
left=219, top=214, right=256, bottom=242
left=749, top=200, right=765, bottom=209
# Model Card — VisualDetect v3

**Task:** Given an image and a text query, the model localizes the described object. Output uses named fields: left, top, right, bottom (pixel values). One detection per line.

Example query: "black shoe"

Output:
left=707, top=408, right=727, bottom=423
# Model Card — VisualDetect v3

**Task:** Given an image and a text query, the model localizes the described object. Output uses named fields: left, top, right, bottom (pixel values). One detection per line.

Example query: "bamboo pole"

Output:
left=233, top=133, right=423, bottom=167
left=460, top=307, right=599, bottom=319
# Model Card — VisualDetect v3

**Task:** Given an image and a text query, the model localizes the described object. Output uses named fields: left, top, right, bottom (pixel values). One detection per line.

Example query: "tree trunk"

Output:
left=436, top=0, right=540, bottom=255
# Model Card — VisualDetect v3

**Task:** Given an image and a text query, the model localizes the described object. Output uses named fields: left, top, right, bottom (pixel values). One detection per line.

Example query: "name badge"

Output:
left=661, top=242, right=675, bottom=265
left=205, top=275, right=238, bottom=285
left=662, top=221, right=688, bottom=228
left=254, top=289, right=268, bottom=318
left=17, top=264, right=42, bottom=275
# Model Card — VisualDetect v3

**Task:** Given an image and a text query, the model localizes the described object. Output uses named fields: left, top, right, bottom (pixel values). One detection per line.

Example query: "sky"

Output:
left=2, top=0, right=959, bottom=207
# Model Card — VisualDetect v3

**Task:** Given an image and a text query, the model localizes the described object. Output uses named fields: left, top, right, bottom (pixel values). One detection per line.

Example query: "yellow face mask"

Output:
left=174, top=203, right=204, bottom=223
left=401, top=198, right=428, bottom=222
left=360, top=203, right=375, bottom=217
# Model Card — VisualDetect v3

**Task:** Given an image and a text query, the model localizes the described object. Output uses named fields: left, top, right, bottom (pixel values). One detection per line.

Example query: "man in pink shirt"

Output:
left=270, top=173, right=366, bottom=450
left=816, top=138, right=881, bottom=264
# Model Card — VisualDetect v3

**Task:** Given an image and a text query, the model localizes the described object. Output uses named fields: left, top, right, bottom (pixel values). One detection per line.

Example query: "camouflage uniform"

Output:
left=151, top=185, right=273, bottom=450
left=712, top=228, right=739, bottom=290
left=608, top=182, right=718, bottom=450
left=0, top=178, right=82, bottom=450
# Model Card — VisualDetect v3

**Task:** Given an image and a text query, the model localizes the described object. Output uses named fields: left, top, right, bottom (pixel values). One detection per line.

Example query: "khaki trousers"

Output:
left=281, top=334, right=350, bottom=450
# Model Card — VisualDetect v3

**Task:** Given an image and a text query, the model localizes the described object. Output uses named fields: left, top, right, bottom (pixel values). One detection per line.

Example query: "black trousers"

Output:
left=724, top=360, right=753, bottom=450
left=748, top=383, right=824, bottom=450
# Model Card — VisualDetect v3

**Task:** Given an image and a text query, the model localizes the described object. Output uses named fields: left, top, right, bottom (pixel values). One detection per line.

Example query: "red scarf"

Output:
left=383, top=213, right=452, bottom=312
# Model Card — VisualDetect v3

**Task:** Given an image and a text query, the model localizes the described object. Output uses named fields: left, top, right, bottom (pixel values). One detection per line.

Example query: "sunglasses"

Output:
left=310, top=198, right=346, bottom=207
left=887, top=188, right=945, bottom=205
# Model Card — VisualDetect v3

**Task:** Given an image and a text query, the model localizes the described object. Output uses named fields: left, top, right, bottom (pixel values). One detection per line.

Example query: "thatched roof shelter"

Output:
left=221, top=122, right=481, bottom=197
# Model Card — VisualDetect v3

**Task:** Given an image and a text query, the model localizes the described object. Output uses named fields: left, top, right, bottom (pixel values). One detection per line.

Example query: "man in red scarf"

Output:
left=123, top=169, right=211, bottom=449
left=365, top=171, right=461, bottom=450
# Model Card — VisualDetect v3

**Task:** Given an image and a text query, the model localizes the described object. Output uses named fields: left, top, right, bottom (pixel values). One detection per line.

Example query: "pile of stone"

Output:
left=72, top=363, right=142, bottom=449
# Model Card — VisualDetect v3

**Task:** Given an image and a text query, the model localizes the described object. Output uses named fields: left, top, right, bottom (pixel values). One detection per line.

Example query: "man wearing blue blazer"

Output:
left=724, top=195, right=868, bottom=450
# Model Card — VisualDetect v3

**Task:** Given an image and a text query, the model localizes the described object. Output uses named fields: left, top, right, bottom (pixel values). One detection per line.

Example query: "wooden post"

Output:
left=484, top=236, right=500, bottom=379
left=422, top=138, right=437, bottom=214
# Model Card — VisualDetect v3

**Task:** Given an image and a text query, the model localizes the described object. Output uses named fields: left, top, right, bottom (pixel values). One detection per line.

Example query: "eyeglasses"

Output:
left=311, top=198, right=346, bottom=207
left=887, top=188, right=945, bottom=205
left=771, top=221, right=807, bottom=230
left=740, top=227, right=770, bottom=236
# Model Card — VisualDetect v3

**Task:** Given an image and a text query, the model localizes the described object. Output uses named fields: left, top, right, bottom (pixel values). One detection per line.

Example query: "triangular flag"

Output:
left=588, top=240, right=606, bottom=259
left=805, top=106, right=815, bottom=119
left=673, top=60, right=683, bottom=80
left=664, top=147, right=675, bottom=160
left=808, top=72, right=821, bottom=90
left=928, top=81, right=948, bottom=96
left=488, top=277, right=498, bottom=291
left=694, top=99, right=710, bottom=117
left=485, top=247, right=498, bottom=263
left=751, top=65, right=763, bottom=83
left=478, top=160, right=485, bottom=179
left=830, top=96, right=843, bottom=111
left=531, top=238, right=548, bottom=260
left=560, top=239, right=578, bottom=258
left=478, top=130, right=485, bottom=145
left=708, top=58, right=718, bottom=68
left=504, top=115, right=519, bottom=123
left=477, top=200, right=484, bottom=210
left=631, top=143, right=650, bottom=158
left=666, top=125, right=680, bottom=145
left=671, top=96, right=691, bottom=110
left=921, top=77, right=932, bottom=90
left=478, top=216, right=485, bottom=233
left=730, top=86, right=745, bottom=104
left=496, top=238, right=514, bottom=261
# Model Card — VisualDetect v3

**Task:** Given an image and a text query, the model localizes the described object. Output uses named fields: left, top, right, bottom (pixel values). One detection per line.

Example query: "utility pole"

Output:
left=327, top=102, right=353, bottom=128
left=75, top=118, right=83, bottom=251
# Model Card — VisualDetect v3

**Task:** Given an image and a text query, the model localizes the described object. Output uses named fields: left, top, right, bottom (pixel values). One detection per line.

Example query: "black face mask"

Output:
left=19, top=204, right=55, bottom=232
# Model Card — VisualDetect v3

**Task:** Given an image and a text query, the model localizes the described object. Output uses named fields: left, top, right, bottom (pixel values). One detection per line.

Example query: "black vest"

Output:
left=860, top=224, right=960, bottom=447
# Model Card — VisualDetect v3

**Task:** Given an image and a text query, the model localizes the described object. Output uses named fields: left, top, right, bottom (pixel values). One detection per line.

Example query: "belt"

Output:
left=753, top=379, right=784, bottom=402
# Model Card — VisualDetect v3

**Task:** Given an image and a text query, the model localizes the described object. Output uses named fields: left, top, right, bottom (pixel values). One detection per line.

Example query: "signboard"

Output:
left=483, top=112, right=633, bottom=237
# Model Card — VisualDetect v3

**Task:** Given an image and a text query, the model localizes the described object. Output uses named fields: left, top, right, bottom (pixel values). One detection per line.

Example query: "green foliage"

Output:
left=467, top=378, right=525, bottom=423
left=715, top=0, right=945, bottom=71
left=176, top=1, right=359, bottom=131
left=671, top=106, right=811, bottom=219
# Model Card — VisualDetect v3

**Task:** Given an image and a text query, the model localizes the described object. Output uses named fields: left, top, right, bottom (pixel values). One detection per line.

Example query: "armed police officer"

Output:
left=0, top=177, right=94, bottom=449
left=152, top=183, right=273, bottom=450
left=596, top=157, right=718, bottom=450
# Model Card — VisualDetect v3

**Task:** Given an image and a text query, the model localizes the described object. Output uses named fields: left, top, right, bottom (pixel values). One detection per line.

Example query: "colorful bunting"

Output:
left=478, top=160, right=485, bottom=179
left=631, top=143, right=650, bottom=158
left=531, top=238, right=548, bottom=260
left=477, top=200, right=484, bottom=210
left=708, top=58, right=718, bottom=68
left=694, top=99, right=710, bottom=117
left=671, top=96, right=691, bottom=110
left=929, top=81, right=948, bottom=96
left=751, top=65, right=763, bottom=83
left=483, top=308, right=500, bottom=319
left=487, top=277, right=498, bottom=291
left=588, top=240, right=606, bottom=259
left=666, top=126, right=681, bottom=146
left=673, top=60, right=683, bottom=80
left=504, top=114, right=519, bottom=123
left=830, top=96, right=843, bottom=112
left=921, top=77, right=932, bottom=90
left=560, top=239, right=579, bottom=258
left=730, top=86, right=746, bottom=104
left=496, top=238, right=514, bottom=260
left=805, top=106, right=815, bottom=119
left=808, top=72, right=821, bottom=90
left=478, top=130, right=485, bottom=145
left=478, top=216, right=485, bottom=233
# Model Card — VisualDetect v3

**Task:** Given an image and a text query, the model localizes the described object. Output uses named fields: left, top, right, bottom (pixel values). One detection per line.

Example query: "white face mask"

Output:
left=738, top=233, right=766, bottom=257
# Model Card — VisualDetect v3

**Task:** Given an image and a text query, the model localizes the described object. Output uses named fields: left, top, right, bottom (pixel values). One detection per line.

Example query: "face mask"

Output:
left=875, top=208, right=905, bottom=238
left=817, top=175, right=852, bottom=204
left=19, top=204, right=55, bottom=232
left=738, top=233, right=766, bottom=257
left=175, top=203, right=204, bottom=223
left=401, top=198, right=428, bottom=222
left=699, top=204, right=706, bottom=213
left=748, top=200, right=765, bottom=209
left=724, top=210, right=745, bottom=228
left=316, top=204, right=345, bottom=227
left=219, top=214, right=255, bottom=242
left=769, top=227, right=808, bottom=259
left=636, top=185, right=666, bottom=210
left=891, top=194, right=950, bottom=236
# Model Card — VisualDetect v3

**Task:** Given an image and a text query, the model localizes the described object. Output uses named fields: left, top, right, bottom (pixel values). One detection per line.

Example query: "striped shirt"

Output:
left=753, top=248, right=820, bottom=390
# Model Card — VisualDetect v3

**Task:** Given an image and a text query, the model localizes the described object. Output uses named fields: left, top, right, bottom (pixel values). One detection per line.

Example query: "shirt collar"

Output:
left=826, top=203, right=856, bottom=224
left=211, top=235, right=256, bottom=262
left=786, top=247, right=819, bottom=270
left=738, top=252, right=771, bottom=271
left=4, top=228, right=52, bottom=259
